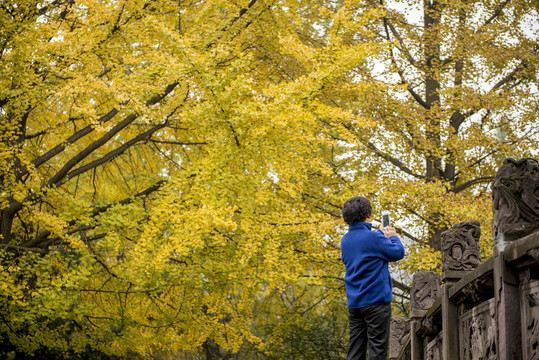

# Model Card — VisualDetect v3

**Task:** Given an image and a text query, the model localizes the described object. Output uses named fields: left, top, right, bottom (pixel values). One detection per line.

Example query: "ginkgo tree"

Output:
left=306, top=0, right=539, bottom=273
left=1, top=0, right=537, bottom=358
left=0, top=0, right=378, bottom=358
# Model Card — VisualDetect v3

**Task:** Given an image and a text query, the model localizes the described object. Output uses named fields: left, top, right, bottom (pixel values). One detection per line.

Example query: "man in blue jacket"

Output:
left=341, top=196, right=405, bottom=360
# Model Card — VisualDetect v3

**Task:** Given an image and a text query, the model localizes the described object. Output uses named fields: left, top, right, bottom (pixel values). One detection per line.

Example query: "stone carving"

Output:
left=522, top=281, right=539, bottom=360
left=441, top=220, right=482, bottom=274
left=389, top=318, right=409, bottom=359
left=410, top=271, right=441, bottom=318
left=492, top=157, right=539, bottom=240
left=424, top=333, right=442, bottom=360
left=459, top=299, right=497, bottom=360
left=420, top=314, right=441, bottom=337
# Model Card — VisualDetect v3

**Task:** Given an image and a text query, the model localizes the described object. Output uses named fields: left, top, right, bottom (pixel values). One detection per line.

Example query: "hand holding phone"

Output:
left=381, top=211, right=390, bottom=228
left=380, top=211, right=397, bottom=237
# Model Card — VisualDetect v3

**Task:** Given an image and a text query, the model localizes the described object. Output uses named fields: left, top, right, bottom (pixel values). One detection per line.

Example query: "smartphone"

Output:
left=382, top=211, right=390, bottom=228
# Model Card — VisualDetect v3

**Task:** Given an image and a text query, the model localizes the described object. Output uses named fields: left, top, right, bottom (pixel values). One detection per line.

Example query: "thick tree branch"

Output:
left=62, top=123, right=164, bottom=183
left=47, top=113, right=139, bottom=186
left=483, top=0, right=511, bottom=27
left=149, top=139, right=207, bottom=146
left=0, top=243, right=48, bottom=255
left=48, top=84, right=179, bottom=187
left=20, top=178, right=165, bottom=250
left=28, top=82, right=178, bottom=179
left=405, top=84, right=430, bottom=109
left=206, top=0, right=259, bottom=49
left=28, top=109, right=120, bottom=174
left=366, top=141, right=425, bottom=179
left=452, top=176, right=495, bottom=193
left=394, top=226, right=428, bottom=246
left=488, top=62, right=527, bottom=94
left=392, top=278, right=411, bottom=293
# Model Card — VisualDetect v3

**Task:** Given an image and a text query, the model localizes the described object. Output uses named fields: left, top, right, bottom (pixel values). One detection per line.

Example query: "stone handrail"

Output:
left=390, top=158, right=539, bottom=360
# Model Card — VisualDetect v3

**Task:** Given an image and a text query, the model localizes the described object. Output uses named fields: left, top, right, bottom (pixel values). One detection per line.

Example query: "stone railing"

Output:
left=390, top=158, right=539, bottom=360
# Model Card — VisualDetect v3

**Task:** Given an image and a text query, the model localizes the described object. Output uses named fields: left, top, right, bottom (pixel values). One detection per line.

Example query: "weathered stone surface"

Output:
left=424, top=333, right=442, bottom=360
left=521, top=280, right=539, bottom=360
left=459, top=299, right=497, bottom=360
left=492, top=157, right=539, bottom=240
left=389, top=317, right=410, bottom=359
left=441, top=220, right=482, bottom=276
left=410, top=271, right=441, bottom=318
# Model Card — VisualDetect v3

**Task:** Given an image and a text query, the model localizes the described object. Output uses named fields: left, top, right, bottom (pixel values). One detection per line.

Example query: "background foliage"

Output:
left=1, top=0, right=537, bottom=358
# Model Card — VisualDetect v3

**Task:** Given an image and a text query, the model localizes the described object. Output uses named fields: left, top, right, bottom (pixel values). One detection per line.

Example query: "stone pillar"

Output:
left=440, top=220, right=482, bottom=359
left=441, top=286, right=458, bottom=360
left=520, top=268, right=539, bottom=360
left=494, top=245, right=521, bottom=359
left=409, top=271, right=441, bottom=360
left=490, top=157, right=538, bottom=359
left=389, top=317, right=409, bottom=360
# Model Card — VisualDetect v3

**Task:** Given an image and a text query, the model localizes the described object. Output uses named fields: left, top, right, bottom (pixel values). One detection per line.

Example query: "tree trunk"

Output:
left=424, top=0, right=445, bottom=251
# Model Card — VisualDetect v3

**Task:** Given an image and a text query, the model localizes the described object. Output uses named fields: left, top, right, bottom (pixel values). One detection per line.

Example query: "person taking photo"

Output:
left=340, top=196, right=405, bottom=360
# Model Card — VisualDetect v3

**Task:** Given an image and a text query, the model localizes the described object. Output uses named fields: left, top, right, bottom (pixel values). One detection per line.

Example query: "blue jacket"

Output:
left=341, top=222, right=405, bottom=309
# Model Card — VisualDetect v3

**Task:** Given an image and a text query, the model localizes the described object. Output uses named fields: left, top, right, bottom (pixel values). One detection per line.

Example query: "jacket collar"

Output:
left=349, top=222, right=372, bottom=231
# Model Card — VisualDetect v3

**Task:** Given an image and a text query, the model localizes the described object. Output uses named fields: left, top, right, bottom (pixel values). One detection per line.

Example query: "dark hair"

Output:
left=342, top=196, right=372, bottom=225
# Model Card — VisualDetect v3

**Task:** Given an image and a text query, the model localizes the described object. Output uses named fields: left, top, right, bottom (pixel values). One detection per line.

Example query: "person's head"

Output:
left=342, top=196, right=372, bottom=225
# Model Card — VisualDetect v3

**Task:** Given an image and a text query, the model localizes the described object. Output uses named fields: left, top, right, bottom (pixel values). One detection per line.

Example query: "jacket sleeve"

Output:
left=375, top=229, right=405, bottom=262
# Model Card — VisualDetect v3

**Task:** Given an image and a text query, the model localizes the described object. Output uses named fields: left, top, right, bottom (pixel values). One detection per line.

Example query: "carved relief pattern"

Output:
left=389, top=318, right=409, bottom=359
left=411, top=271, right=441, bottom=316
left=459, top=299, right=497, bottom=360
left=522, top=280, right=539, bottom=360
left=492, top=157, right=539, bottom=239
left=441, top=220, right=482, bottom=272
left=424, top=333, right=442, bottom=360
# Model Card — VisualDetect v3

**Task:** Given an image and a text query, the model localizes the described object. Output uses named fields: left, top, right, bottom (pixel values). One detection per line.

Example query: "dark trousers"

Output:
left=347, top=303, right=391, bottom=360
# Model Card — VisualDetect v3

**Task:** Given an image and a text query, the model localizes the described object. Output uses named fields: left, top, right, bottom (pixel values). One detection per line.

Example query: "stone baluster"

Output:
left=440, top=220, right=482, bottom=359
left=490, top=157, right=538, bottom=359
left=389, top=317, right=409, bottom=360
left=409, top=271, right=441, bottom=360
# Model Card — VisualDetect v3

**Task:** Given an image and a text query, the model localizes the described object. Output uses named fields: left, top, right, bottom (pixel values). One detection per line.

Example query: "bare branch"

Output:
left=90, top=180, right=166, bottom=217
left=394, top=226, right=428, bottom=246
left=488, top=61, right=527, bottom=93
left=387, top=21, right=418, bottom=67
left=149, top=139, right=207, bottom=146
left=29, top=109, right=120, bottom=174
left=392, top=278, right=411, bottom=293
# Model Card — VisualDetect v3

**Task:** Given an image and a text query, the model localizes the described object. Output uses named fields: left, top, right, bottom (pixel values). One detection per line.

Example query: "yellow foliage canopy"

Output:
left=0, top=0, right=537, bottom=357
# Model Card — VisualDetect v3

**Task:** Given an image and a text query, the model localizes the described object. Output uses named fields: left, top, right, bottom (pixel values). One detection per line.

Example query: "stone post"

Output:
left=490, top=157, right=539, bottom=359
left=389, top=317, right=409, bottom=360
left=440, top=220, right=482, bottom=359
left=409, top=271, right=441, bottom=360
left=493, top=245, right=521, bottom=359
left=441, top=220, right=481, bottom=284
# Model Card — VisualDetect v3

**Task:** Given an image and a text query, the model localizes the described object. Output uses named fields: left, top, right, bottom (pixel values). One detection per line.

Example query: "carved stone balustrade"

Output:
left=392, top=158, right=539, bottom=360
